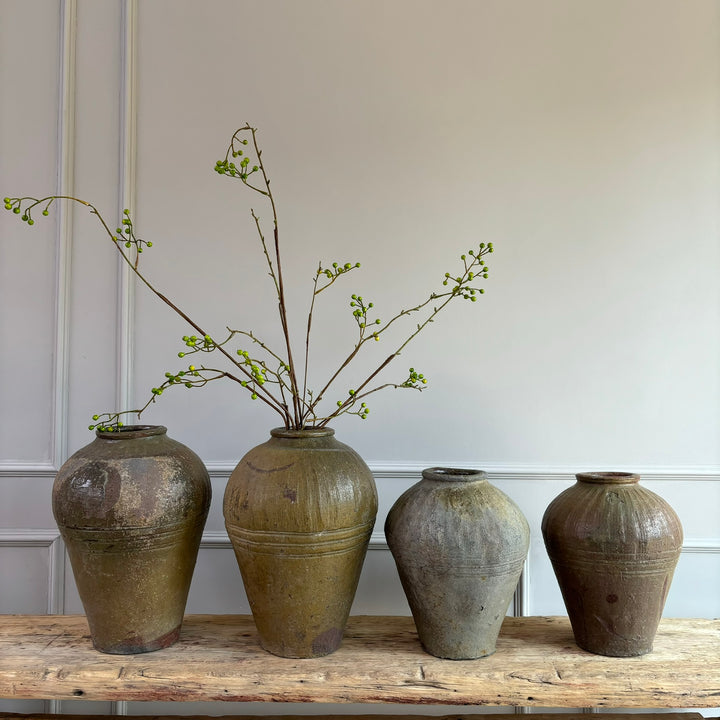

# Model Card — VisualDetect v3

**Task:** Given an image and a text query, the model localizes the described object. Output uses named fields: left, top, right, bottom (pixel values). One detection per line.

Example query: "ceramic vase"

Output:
left=385, top=467, right=529, bottom=659
left=541, top=471, right=683, bottom=657
left=223, top=427, right=378, bottom=658
left=52, top=425, right=211, bottom=654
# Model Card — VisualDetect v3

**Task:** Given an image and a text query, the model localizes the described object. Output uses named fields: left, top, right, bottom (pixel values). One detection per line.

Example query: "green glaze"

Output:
left=52, top=426, right=211, bottom=654
left=224, top=427, right=377, bottom=658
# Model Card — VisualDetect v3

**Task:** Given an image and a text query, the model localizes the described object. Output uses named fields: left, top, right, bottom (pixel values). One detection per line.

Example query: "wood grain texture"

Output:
left=0, top=715, right=710, bottom=720
left=0, top=616, right=717, bottom=707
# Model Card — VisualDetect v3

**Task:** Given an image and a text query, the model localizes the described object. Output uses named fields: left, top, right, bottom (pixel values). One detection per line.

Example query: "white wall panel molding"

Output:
left=200, top=531, right=232, bottom=549
left=514, top=563, right=530, bottom=618
left=205, top=462, right=720, bottom=483
left=5, top=462, right=714, bottom=484
left=0, top=463, right=57, bottom=478
left=117, top=0, right=138, bottom=413
left=0, top=530, right=64, bottom=614
left=369, top=463, right=720, bottom=482
left=0, top=530, right=61, bottom=546
left=52, top=0, right=78, bottom=469
left=682, top=539, right=720, bottom=553
left=204, top=532, right=719, bottom=553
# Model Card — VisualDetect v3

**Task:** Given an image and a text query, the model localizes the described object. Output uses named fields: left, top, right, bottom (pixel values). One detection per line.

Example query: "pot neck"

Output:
left=576, top=471, right=640, bottom=485
left=95, top=425, right=167, bottom=441
left=421, top=467, right=487, bottom=483
left=270, top=427, right=335, bottom=440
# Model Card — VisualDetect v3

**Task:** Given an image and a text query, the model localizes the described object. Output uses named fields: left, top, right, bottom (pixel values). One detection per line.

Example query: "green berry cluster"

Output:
left=350, top=293, right=382, bottom=338
left=355, top=401, right=370, bottom=419
left=236, top=352, right=269, bottom=387
left=234, top=348, right=290, bottom=401
left=335, top=396, right=370, bottom=419
left=319, top=261, right=361, bottom=281
left=113, top=209, right=152, bottom=253
left=402, top=367, right=428, bottom=389
left=177, top=334, right=215, bottom=358
left=159, top=364, right=202, bottom=391
left=88, top=412, right=131, bottom=432
left=151, top=362, right=225, bottom=400
left=214, top=141, right=259, bottom=182
left=441, top=242, right=494, bottom=301
left=4, top=196, right=52, bottom=225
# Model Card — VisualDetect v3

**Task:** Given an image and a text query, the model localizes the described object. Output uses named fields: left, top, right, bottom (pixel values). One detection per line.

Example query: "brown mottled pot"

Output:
left=541, top=471, right=683, bottom=657
left=385, top=467, right=530, bottom=659
left=52, top=425, right=211, bottom=654
left=223, top=427, right=377, bottom=658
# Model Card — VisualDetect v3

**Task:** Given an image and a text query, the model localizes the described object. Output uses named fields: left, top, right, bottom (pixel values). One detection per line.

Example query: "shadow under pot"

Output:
left=52, top=425, right=211, bottom=654
left=385, top=467, right=529, bottom=660
left=541, top=471, right=683, bottom=657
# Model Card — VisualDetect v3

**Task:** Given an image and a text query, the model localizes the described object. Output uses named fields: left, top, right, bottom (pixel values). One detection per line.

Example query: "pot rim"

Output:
left=421, top=466, right=488, bottom=483
left=270, top=426, right=335, bottom=439
left=576, top=471, right=640, bottom=484
left=95, top=425, right=167, bottom=440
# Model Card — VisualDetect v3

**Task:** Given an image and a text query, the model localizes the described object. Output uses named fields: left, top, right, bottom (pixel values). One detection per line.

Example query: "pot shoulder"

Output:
left=53, top=432, right=211, bottom=529
left=386, top=477, right=530, bottom=559
left=541, top=480, right=683, bottom=553
left=224, top=434, right=377, bottom=532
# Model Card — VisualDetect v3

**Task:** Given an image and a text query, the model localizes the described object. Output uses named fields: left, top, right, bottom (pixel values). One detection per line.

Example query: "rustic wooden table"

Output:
left=0, top=615, right=717, bottom=709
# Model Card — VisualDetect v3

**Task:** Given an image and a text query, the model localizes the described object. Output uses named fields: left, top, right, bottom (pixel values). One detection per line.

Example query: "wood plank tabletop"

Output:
left=0, top=615, right=717, bottom=708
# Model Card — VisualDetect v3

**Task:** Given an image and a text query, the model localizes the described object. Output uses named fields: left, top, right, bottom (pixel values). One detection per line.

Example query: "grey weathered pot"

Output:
left=385, top=467, right=529, bottom=659
left=52, top=425, right=211, bottom=654
left=541, top=471, right=683, bottom=657
left=223, top=427, right=378, bottom=658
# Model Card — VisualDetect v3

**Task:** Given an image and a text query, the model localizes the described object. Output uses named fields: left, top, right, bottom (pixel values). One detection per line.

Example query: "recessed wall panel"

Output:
left=0, top=544, right=52, bottom=613
left=0, top=1, right=61, bottom=463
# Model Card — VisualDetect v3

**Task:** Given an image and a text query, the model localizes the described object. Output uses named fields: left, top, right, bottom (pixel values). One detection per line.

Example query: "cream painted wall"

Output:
left=1, top=0, right=718, bottom=716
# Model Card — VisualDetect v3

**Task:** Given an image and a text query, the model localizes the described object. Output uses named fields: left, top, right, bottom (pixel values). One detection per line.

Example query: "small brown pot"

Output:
left=53, top=425, right=211, bottom=654
left=541, top=471, right=683, bottom=657
left=223, top=427, right=378, bottom=658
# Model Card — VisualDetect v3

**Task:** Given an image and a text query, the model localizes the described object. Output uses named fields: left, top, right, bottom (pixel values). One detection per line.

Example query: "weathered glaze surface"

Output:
left=541, top=471, right=683, bottom=657
left=52, top=425, right=211, bottom=654
left=385, top=467, right=530, bottom=659
left=223, top=427, right=378, bottom=658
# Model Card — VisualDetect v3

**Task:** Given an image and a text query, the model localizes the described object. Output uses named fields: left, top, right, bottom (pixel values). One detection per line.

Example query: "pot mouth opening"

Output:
left=576, top=471, right=640, bottom=485
left=96, top=425, right=167, bottom=439
left=422, top=466, right=487, bottom=483
left=270, top=426, right=335, bottom=439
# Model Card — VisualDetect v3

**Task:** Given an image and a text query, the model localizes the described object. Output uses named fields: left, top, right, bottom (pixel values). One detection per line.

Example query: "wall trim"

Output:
left=200, top=530, right=720, bottom=554
left=0, top=530, right=61, bottom=545
left=117, top=0, right=138, bottom=413
left=2, top=461, right=718, bottom=484
left=0, top=530, right=64, bottom=614
left=52, top=0, right=78, bottom=470
left=205, top=461, right=720, bottom=482
left=514, top=562, right=530, bottom=617
left=0, top=463, right=57, bottom=478
left=200, top=531, right=233, bottom=549
left=366, top=462, right=720, bottom=481
left=681, top=539, right=720, bottom=553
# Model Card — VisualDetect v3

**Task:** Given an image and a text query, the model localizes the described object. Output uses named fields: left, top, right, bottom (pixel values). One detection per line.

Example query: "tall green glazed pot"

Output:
left=541, top=472, right=683, bottom=657
left=223, top=427, right=378, bottom=658
left=52, top=425, right=211, bottom=654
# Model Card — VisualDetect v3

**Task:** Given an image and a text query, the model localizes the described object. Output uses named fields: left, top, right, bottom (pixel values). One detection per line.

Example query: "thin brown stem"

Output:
left=248, top=125, right=303, bottom=426
left=23, top=195, right=289, bottom=420
left=302, top=267, right=322, bottom=417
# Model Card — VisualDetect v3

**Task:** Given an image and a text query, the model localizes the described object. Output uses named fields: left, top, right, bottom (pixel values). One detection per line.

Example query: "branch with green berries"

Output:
left=5, top=123, right=494, bottom=431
